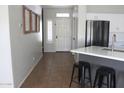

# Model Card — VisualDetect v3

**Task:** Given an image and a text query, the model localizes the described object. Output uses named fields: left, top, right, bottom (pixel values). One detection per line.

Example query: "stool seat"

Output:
left=93, top=66, right=116, bottom=88
left=97, top=66, right=115, bottom=75
left=79, top=61, right=90, bottom=68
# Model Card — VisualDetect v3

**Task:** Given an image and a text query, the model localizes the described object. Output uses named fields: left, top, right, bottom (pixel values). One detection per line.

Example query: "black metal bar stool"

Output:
left=69, top=62, right=80, bottom=87
left=69, top=61, right=92, bottom=88
left=79, top=61, right=92, bottom=87
left=93, top=66, right=116, bottom=88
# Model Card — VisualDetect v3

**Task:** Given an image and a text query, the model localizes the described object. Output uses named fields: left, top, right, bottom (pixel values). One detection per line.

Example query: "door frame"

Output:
left=55, top=17, right=72, bottom=52
left=42, top=8, right=44, bottom=54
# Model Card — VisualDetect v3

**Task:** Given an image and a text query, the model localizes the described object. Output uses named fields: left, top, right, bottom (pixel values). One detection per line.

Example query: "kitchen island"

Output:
left=71, top=46, right=124, bottom=62
left=71, top=46, right=124, bottom=87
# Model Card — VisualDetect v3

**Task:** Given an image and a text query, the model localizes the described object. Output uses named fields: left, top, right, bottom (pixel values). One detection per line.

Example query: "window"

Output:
left=56, top=13, right=70, bottom=17
left=31, top=13, right=36, bottom=32
left=47, top=20, right=53, bottom=43
left=23, top=6, right=40, bottom=34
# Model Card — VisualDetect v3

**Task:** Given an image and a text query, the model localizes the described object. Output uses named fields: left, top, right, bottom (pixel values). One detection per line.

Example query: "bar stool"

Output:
left=69, top=61, right=92, bottom=88
left=79, top=61, right=92, bottom=87
left=69, top=62, right=80, bottom=87
left=93, top=66, right=116, bottom=88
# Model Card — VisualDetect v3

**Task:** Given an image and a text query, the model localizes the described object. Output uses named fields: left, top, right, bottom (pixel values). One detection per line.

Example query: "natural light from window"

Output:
left=47, top=20, right=53, bottom=43
left=56, top=13, right=70, bottom=17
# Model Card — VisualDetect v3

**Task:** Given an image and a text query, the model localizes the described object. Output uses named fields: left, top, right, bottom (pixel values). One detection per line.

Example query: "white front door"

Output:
left=55, top=18, right=71, bottom=51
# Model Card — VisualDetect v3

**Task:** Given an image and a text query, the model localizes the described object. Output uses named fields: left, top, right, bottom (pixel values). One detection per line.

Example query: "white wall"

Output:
left=43, top=8, right=73, bottom=52
left=8, top=5, right=42, bottom=87
left=87, top=5, right=124, bottom=14
left=71, top=5, right=87, bottom=63
left=0, top=5, right=14, bottom=88
left=72, top=6, right=78, bottom=49
left=77, top=5, right=87, bottom=48
left=87, top=13, right=124, bottom=48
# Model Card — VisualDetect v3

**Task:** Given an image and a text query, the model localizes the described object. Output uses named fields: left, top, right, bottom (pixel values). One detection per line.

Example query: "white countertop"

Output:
left=71, top=46, right=124, bottom=62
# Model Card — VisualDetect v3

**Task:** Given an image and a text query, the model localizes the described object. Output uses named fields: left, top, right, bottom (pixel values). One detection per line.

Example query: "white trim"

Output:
left=0, top=83, right=14, bottom=88
left=17, top=54, right=43, bottom=88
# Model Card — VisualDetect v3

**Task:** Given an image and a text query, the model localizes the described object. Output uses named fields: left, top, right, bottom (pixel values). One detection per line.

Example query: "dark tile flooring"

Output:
left=21, top=52, right=80, bottom=88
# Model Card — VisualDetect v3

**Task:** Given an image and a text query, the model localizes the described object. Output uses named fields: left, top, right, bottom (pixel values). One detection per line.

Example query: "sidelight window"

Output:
left=47, top=20, right=53, bottom=43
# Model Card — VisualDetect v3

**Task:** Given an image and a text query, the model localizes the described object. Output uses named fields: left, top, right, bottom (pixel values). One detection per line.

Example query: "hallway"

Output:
left=21, top=52, right=79, bottom=88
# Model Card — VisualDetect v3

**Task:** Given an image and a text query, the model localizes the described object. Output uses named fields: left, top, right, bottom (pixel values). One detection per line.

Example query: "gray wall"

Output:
left=9, top=5, right=42, bottom=87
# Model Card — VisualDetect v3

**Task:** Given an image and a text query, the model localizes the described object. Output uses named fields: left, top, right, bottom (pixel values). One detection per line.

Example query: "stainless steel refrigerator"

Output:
left=85, top=20, right=110, bottom=47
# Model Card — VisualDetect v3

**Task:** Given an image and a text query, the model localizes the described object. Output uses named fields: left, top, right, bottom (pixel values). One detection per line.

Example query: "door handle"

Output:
left=73, top=37, right=75, bottom=40
left=56, top=36, right=58, bottom=39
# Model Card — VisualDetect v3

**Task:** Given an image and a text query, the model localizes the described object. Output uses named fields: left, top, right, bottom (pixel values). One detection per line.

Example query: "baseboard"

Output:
left=0, top=83, right=14, bottom=88
left=17, top=54, right=43, bottom=88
